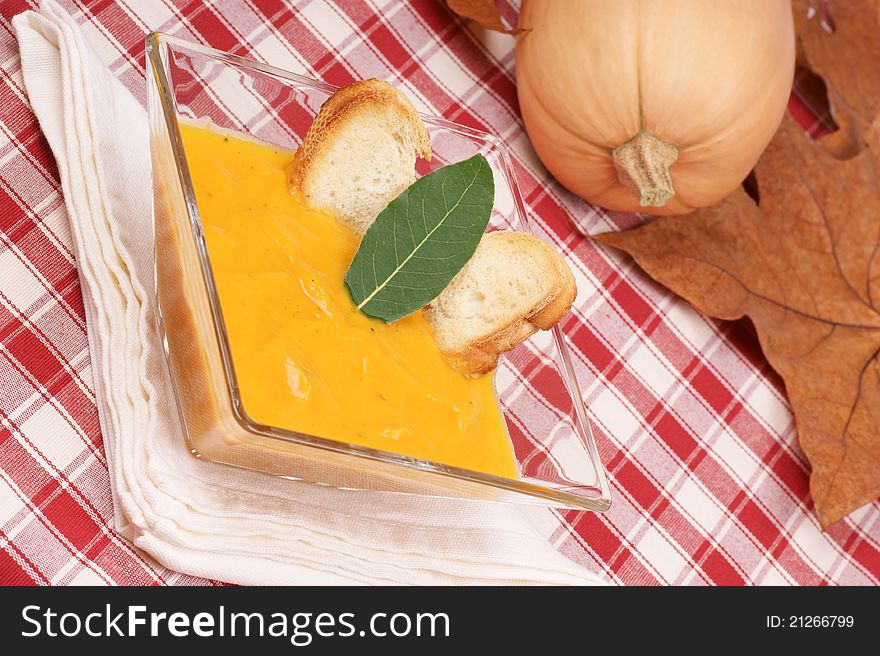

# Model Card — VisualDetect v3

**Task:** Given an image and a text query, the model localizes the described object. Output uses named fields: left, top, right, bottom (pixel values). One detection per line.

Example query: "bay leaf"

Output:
left=345, top=154, right=494, bottom=323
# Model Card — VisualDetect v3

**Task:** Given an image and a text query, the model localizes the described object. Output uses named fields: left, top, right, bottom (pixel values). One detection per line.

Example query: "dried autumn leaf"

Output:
left=595, top=115, right=880, bottom=528
left=793, top=0, right=880, bottom=157
left=445, top=0, right=525, bottom=34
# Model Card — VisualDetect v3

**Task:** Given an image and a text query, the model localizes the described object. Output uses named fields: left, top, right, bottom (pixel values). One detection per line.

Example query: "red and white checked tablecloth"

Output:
left=0, top=0, right=878, bottom=586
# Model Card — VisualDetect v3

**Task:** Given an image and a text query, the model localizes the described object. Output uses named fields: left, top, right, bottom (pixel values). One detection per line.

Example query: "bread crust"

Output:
left=288, top=78, right=431, bottom=194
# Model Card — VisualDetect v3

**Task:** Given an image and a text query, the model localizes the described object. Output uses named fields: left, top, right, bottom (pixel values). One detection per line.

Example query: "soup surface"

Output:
left=182, top=123, right=518, bottom=478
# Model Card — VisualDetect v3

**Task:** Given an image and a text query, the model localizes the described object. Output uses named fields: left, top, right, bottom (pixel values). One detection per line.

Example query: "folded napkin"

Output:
left=12, top=1, right=605, bottom=585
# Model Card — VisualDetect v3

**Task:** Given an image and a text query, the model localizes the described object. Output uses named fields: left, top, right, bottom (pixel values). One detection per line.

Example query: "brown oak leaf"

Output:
left=793, top=0, right=880, bottom=157
left=595, top=115, right=880, bottom=528
left=445, top=0, right=525, bottom=35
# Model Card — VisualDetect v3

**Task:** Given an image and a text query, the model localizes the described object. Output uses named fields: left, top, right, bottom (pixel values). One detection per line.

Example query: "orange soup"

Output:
left=181, top=123, right=518, bottom=478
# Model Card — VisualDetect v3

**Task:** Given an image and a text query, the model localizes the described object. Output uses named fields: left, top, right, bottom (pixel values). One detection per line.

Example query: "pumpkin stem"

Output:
left=612, top=131, right=679, bottom=207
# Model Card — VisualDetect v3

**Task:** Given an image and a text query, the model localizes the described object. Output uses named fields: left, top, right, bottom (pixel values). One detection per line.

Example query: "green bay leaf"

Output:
left=344, top=154, right=494, bottom=323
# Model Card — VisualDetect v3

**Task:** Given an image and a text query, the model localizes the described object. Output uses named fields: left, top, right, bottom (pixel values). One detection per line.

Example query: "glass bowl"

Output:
left=146, top=32, right=611, bottom=511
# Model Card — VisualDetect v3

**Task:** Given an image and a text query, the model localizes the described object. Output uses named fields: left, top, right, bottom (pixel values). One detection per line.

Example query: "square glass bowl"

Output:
left=146, top=32, right=611, bottom=511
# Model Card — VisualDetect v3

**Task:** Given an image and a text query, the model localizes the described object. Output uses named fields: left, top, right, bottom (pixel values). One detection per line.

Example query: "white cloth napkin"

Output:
left=12, top=1, right=605, bottom=585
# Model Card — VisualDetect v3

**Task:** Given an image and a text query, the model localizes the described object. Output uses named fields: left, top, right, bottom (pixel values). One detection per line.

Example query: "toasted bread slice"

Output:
left=423, top=231, right=577, bottom=376
left=288, top=78, right=431, bottom=235
left=293, top=79, right=577, bottom=375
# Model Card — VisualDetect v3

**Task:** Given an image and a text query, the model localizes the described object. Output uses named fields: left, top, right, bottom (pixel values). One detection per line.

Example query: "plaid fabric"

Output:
left=0, top=0, right=877, bottom=586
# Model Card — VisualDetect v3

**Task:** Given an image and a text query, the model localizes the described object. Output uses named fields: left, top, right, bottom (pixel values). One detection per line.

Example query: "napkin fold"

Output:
left=12, top=0, right=605, bottom=585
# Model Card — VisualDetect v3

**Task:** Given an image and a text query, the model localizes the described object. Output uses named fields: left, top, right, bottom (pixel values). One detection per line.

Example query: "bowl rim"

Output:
left=146, top=31, right=612, bottom=512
